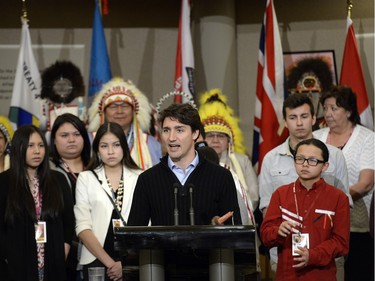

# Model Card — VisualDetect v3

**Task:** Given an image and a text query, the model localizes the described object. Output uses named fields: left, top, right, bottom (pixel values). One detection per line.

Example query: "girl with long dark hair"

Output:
left=0, top=125, right=74, bottom=281
left=74, top=122, right=140, bottom=280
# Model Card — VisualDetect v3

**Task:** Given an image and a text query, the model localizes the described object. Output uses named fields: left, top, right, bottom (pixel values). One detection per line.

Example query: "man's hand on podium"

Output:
left=211, top=211, right=234, bottom=225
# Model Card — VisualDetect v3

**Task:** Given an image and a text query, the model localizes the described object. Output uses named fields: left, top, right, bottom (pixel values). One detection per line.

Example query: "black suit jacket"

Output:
left=128, top=152, right=242, bottom=226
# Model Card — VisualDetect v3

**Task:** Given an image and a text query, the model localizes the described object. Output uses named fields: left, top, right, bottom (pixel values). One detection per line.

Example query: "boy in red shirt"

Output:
left=261, top=138, right=350, bottom=281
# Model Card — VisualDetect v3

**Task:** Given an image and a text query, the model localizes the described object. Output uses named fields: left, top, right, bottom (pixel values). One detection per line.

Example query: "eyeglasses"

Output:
left=294, top=156, right=325, bottom=166
left=205, top=132, right=228, bottom=141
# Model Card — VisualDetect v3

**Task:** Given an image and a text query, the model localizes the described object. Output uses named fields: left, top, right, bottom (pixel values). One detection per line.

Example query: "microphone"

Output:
left=180, top=184, right=187, bottom=196
left=173, top=183, right=180, bottom=225
left=188, top=183, right=195, bottom=225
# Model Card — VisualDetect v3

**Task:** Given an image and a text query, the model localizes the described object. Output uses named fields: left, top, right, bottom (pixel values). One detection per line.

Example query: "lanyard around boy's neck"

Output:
left=292, top=180, right=322, bottom=233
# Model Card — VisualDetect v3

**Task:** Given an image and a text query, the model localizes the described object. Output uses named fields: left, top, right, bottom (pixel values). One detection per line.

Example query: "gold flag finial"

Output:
left=347, top=0, right=353, bottom=19
left=98, top=0, right=102, bottom=16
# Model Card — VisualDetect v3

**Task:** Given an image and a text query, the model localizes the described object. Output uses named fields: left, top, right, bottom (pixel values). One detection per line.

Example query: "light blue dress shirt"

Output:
left=168, top=152, right=199, bottom=185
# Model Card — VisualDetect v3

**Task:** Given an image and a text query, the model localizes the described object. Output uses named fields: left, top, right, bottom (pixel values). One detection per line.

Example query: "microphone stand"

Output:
left=174, top=183, right=179, bottom=225
left=189, top=184, right=195, bottom=226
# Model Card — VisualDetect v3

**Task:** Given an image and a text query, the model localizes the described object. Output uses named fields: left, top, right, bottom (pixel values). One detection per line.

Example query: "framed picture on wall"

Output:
left=283, top=50, right=338, bottom=128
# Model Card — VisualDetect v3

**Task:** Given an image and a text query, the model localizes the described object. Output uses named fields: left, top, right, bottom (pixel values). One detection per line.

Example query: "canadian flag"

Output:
left=340, top=16, right=373, bottom=130
left=174, top=0, right=195, bottom=103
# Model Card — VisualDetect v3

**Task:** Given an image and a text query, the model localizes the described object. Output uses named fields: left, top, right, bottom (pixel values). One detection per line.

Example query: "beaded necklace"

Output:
left=327, top=129, right=353, bottom=150
left=105, top=170, right=124, bottom=212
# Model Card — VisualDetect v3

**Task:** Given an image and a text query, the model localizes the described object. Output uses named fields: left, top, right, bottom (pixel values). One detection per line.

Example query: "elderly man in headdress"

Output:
left=88, top=77, right=161, bottom=170
left=198, top=89, right=259, bottom=211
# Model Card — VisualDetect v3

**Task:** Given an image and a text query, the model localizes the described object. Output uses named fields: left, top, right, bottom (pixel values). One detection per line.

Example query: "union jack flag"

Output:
left=252, top=0, right=288, bottom=173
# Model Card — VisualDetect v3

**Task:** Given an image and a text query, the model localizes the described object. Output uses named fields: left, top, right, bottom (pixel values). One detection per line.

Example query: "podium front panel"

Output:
left=115, top=225, right=257, bottom=281
left=114, top=225, right=255, bottom=252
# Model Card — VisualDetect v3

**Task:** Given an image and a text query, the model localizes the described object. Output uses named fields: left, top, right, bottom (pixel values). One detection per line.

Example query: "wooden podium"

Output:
left=114, top=225, right=256, bottom=281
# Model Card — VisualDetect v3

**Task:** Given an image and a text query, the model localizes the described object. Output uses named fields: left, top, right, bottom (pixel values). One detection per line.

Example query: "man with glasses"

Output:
left=261, top=138, right=350, bottom=281
left=88, top=77, right=161, bottom=170
left=259, top=93, right=351, bottom=280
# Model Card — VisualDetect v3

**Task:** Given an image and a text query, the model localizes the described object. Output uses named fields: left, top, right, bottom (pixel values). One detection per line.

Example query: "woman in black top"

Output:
left=0, top=125, right=74, bottom=281
left=50, top=113, right=91, bottom=280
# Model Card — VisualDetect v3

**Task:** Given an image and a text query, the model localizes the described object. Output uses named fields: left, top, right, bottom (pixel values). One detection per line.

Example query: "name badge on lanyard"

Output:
left=112, top=219, right=125, bottom=232
left=35, top=221, right=47, bottom=243
left=292, top=233, right=309, bottom=256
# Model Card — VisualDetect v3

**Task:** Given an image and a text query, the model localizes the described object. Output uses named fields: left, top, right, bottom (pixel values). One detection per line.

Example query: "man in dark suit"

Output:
left=128, top=103, right=241, bottom=226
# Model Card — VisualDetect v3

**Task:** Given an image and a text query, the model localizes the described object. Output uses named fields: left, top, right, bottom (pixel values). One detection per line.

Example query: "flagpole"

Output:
left=97, top=0, right=102, bottom=16
left=87, top=0, right=112, bottom=103
left=346, top=0, right=352, bottom=19
left=9, top=0, right=45, bottom=128
left=21, top=0, right=28, bottom=21
left=340, top=0, right=373, bottom=130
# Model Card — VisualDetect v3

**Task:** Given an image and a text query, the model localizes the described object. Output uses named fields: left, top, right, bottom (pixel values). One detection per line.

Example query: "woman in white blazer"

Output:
left=74, top=122, right=141, bottom=281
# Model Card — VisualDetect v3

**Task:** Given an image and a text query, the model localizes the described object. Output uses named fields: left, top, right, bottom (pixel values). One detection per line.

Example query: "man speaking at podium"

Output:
left=128, top=103, right=241, bottom=226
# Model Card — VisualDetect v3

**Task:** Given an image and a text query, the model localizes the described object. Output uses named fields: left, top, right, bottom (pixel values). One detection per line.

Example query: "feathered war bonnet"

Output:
left=0, top=115, right=14, bottom=170
left=41, top=60, right=85, bottom=104
left=88, top=77, right=151, bottom=133
left=0, top=115, right=14, bottom=149
left=198, top=89, right=246, bottom=154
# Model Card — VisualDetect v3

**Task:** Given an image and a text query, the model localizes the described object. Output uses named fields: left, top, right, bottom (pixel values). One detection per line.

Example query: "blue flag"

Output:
left=88, top=0, right=112, bottom=100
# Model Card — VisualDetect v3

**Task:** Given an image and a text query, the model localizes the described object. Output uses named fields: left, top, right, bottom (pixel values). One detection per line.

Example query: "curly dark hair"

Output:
left=158, top=103, right=201, bottom=134
left=320, top=85, right=361, bottom=125
left=287, top=57, right=334, bottom=92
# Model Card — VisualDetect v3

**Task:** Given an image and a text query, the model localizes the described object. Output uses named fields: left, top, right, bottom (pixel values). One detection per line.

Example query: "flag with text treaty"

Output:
left=252, top=0, right=287, bottom=173
left=340, top=16, right=373, bottom=130
left=9, top=19, right=44, bottom=128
